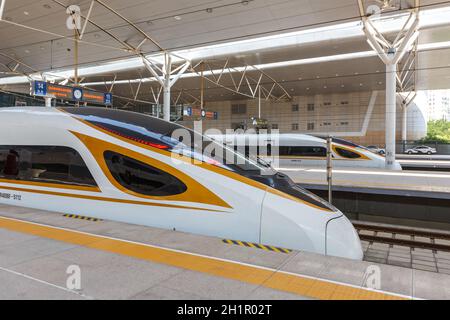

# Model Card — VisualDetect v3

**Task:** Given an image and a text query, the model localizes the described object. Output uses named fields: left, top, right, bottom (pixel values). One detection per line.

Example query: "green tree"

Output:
left=420, top=120, right=450, bottom=143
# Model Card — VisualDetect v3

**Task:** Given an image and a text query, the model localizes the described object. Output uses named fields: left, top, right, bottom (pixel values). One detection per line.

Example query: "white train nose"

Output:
left=326, top=215, right=363, bottom=260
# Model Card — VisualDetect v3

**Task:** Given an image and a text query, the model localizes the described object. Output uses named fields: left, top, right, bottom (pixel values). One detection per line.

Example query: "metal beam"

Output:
left=93, top=0, right=164, bottom=51
left=189, top=59, right=291, bottom=102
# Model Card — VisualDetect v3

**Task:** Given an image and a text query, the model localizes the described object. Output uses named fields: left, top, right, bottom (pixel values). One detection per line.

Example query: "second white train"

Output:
left=208, top=133, right=402, bottom=170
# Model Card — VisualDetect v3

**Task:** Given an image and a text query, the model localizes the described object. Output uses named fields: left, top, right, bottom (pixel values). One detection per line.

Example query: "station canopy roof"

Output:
left=1, top=0, right=450, bottom=105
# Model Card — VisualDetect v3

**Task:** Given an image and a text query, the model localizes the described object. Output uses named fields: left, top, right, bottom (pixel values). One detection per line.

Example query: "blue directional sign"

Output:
left=104, top=93, right=113, bottom=105
left=184, top=106, right=193, bottom=116
left=33, top=81, right=47, bottom=96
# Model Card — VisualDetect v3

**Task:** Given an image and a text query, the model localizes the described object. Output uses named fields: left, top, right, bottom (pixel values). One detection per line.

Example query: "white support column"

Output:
left=402, top=104, right=407, bottom=142
left=258, top=85, right=261, bottom=119
left=0, top=0, right=6, bottom=20
left=44, top=97, right=52, bottom=107
left=385, top=60, right=397, bottom=169
left=358, top=0, right=420, bottom=169
left=163, top=53, right=172, bottom=122
left=142, top=52, right=190, bottom=122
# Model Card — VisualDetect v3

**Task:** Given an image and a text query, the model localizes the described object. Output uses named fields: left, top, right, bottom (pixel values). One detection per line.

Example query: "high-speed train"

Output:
left=0, top=107, right=363, bottom=260
left=208, top=133, right=402, bottom=170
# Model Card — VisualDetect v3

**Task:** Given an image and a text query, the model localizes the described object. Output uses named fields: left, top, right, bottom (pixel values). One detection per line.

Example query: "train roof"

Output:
left=0, top=106, right=183, bottom=137
left=207, top=133, right=326, bottom=144
left=0, top=107, right=363, bottom=150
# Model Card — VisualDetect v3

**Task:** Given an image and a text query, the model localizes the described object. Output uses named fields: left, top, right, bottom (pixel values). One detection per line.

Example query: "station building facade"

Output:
left=181, top=90, right=427, bottom=147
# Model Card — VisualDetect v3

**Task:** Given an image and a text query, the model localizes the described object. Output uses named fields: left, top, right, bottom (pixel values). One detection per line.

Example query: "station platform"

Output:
left=1, top=204, right=450, bottom=300
left=280, top=167, right=450, bottom=198
left=396, top=155, right=450, bottom=161
left=397, top=155, right=450, bottom=171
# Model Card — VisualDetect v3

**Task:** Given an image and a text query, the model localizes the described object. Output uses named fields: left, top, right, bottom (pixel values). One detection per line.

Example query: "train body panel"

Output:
left=0, top=107, right=363, bottom=260
left=261, top=191, right=330, bottom=254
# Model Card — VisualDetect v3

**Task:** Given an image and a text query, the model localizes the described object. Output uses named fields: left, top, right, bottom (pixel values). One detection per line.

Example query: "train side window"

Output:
left=334, top=147, right=361, bottom=159
left=0, top=148, right=20, bottom=178
left=279, top=146, right=326, bottom=157
left=0, top=146, right=97, bottom=186
left=104, top=151, right=187, bottom=196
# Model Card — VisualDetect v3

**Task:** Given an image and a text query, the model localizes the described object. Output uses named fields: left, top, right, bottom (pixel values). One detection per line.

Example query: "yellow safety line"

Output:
left=0, top=216, right=407, bottom=300
left=247, top=242, right=257, bottom=249
left=269, top=246, right=281, bottom=253
left=63, top=214, right=102, bottom=222
left=222, top=238, right=295, bottom=254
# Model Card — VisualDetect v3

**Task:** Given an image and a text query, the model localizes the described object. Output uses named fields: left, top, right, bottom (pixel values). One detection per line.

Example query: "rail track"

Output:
left=353, top=221, right=450, bottom=253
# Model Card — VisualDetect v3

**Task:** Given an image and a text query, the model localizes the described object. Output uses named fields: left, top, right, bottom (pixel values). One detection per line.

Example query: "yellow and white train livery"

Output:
left=0, top=107, right=363, bottom=260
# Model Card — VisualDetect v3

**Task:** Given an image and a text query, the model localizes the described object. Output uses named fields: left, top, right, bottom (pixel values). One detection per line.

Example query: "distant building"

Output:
left=420, top=90, right=450, bottom=121
left=180, top=90, right=427, bottom=147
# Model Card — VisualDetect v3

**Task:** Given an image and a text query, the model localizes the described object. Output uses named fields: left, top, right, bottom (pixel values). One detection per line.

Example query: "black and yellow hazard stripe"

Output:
left=222, top=239, right=292, bottom=254
left=63, top=214, right=102, bottom=222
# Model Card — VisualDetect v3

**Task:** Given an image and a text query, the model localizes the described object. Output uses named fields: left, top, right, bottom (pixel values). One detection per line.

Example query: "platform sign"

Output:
left=33, top=81, right=47, bottom=96
left=186, top=107, right=217, bottom=120
left=82, top=90, right=106, bottom=104
left=31, top=81, right=112, bottom=106
left=183, top=106, right=193, bottom=116
left=104, top=93, right=113, bottom=106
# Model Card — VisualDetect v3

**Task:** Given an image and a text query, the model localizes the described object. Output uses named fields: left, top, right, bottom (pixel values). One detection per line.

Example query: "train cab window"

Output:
left=279, top=146, right=326, bottom=157
left=334, top=147, right=361, bottom=159
left=104, top=151, right=187, bottom=196
left=0, top=146, right=97, bottom=186
left=0, top=149, right=20, bottom=178
left=61, top=107, right=270, bottom=175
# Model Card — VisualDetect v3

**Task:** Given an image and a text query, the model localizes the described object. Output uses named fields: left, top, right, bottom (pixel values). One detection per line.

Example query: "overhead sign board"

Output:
left=184, top=106, right=217, bottom=120
left=31, top=81, right=113, bottom=106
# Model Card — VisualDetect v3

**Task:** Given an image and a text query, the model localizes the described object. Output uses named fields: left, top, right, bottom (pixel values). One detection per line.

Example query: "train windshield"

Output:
left=331, top=137, right=370, bottom=151
left=61, top=107, right=271, bottom=175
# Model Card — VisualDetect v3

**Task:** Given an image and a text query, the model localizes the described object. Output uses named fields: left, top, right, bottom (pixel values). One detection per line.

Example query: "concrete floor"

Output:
left=1, top=204, right=450, bottom=300
left=281, top=167, right=450, bottom=194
